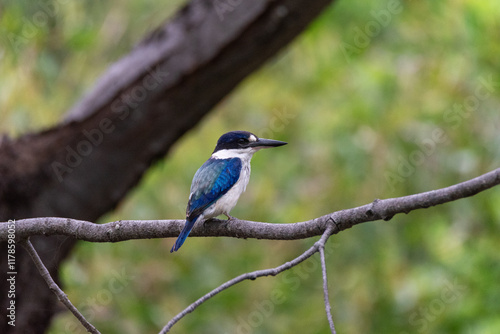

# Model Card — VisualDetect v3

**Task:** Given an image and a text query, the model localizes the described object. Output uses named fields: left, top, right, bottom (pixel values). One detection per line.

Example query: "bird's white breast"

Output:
left=201, top=150, right=253, bottom=219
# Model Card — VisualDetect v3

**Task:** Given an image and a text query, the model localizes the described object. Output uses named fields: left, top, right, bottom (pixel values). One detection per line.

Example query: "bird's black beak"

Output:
left=250, top=138, right=287, bottom=148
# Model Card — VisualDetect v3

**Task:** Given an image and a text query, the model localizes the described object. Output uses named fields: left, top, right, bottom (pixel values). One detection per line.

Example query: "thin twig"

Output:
left=320, top=245, right=336, bottom=334
left=160, top=226, right=335, bottom=333
left=315, top=224, right=337, bottom=333
left=20, top=239, right=101, bottom=334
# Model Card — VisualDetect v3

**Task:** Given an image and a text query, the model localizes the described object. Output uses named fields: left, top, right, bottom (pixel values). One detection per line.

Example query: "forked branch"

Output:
left=160, top=225, right=336, bottom=333
left=2, top=168, right=499, bottom=333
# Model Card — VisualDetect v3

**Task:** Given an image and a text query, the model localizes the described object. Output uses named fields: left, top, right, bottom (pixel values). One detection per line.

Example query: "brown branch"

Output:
left=1, top=168, right=499, bottom=243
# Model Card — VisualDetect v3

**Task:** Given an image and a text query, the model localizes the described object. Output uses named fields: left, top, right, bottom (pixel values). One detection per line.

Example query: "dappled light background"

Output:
left=2, top=0, right=500, bottom=333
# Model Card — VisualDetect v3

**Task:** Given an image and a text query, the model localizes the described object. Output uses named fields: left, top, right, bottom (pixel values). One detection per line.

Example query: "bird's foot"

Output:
left=224, top=214, right=236, bottom=221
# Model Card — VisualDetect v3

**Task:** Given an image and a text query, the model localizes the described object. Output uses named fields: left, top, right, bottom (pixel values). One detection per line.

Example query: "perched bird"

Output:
left=170, top=130, right=287, bottom=252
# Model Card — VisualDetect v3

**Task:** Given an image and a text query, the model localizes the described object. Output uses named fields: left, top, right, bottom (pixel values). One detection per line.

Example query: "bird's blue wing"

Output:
left=187, top=158, right=242, bottom=221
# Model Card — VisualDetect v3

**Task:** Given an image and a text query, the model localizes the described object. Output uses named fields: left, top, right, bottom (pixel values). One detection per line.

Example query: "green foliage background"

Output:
left=2, top=0, right=500, bottom=333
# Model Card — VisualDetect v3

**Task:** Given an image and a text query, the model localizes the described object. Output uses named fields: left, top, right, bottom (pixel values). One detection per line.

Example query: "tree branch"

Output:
left=6, top=167, right=499, bottom=333
left=160, top=225, right=336, bottom=333
left=20, top=239, right=101, bottom=334
left=320, top=239, right=336, bottom=334
left=2, top=168, right=499, bottom=242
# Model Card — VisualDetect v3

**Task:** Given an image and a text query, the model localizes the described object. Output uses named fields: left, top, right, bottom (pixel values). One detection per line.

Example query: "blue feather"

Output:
left=170, top=158, right=242, bottom=252
left=187, top=158, right=242, bottom=220
left=170, top=218, right=197, bottom=252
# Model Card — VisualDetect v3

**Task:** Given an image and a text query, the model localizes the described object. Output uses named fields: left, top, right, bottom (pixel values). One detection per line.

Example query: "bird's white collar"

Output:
left=212, top=147, right=260, bottom=160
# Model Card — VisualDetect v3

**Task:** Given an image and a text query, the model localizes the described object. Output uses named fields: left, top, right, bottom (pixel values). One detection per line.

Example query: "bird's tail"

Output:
left=170, top=218, right=197, bottom=252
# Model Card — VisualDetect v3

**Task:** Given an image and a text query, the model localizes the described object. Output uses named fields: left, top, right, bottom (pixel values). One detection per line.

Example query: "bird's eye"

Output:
left=238, top=138, right=248, bottom=145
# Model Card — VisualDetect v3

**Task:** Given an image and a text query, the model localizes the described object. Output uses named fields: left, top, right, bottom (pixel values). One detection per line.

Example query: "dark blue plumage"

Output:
left=170, top=158, right=242, bottom=252
left=187, top=158, right=242, bottom=220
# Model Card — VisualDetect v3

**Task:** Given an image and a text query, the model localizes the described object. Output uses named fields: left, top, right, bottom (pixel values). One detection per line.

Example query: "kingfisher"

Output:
left=170, top=130, right=287, bottom=252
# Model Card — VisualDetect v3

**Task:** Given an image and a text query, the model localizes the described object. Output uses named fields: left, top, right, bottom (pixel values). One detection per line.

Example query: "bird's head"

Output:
left=212, top=131, right=287, bottom=157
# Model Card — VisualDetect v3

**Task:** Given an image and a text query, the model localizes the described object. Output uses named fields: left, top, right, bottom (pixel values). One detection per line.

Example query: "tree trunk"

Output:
left=0, top=0, right=333, bottom=332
